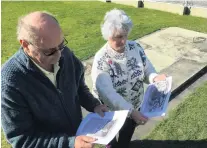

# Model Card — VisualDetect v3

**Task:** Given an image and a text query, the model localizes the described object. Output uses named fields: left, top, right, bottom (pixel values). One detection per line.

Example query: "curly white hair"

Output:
left=101, top=9, right=133, bottom=40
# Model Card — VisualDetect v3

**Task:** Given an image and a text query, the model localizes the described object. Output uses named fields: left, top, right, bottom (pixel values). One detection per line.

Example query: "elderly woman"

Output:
left=91, top=9, right=166, bottom=147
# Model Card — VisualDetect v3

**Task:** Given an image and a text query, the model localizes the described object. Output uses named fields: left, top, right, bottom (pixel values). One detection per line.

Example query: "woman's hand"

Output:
left=130, top=110, right=148, bottom=125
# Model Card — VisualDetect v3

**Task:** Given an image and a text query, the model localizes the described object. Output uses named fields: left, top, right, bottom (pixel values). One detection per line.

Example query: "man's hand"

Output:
left=94, top=104, right=108, bottom=117
left=75, top=135, right=97, bottom=148
left=131, top=110, right=148, bottom=125
left=153, top=74, right=167, bottom=82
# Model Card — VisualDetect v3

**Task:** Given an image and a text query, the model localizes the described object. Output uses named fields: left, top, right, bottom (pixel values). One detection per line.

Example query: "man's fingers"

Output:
left=82, top=136, right=97, bottom=143
left=96, top=105, right=108, bottom=117
left=97, top=111, right=105, bottom=117
left=82, top=142, right=95, bottom=148
left=82, top=137, right=96, bottom=148
left=94, top=105, right=108, bottom=117
left=102, top=105, right=109, bottom=112
left=91, top=143, right=95, bottom=148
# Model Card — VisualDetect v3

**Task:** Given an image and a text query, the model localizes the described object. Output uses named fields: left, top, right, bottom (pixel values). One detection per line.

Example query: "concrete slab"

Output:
left=191, top=7, right=207, bottom=18
left=151, top=0, right=207, bottom=8
left=160, top=59, right=206, bottom=92
left=136, top=27, right=207, bottom=72
left=144, top=1, right=184, bottom=15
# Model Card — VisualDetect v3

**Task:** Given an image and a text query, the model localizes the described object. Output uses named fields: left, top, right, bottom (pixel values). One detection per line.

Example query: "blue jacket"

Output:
left=1, top=47, right=101, bottom=148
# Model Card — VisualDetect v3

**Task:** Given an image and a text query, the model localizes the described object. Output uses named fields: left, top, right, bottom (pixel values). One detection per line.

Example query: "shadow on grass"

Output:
left=130, top=140, right=207, bottom=148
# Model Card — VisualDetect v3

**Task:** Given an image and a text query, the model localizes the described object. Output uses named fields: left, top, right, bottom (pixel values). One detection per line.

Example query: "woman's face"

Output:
left=108, top=31, right=128, bottom=53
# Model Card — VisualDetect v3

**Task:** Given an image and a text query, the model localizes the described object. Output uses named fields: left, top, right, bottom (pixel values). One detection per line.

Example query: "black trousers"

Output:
left=109, top=118, right=137, bottom=148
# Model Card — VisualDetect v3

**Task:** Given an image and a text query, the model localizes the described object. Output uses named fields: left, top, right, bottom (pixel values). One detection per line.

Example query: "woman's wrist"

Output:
left=128, top=107, right=134, bottom=117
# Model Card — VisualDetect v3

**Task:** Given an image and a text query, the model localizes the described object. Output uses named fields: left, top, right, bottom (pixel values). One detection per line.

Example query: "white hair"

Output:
left=101, top=9, right=133, bottom=40
left=17, top=16, right=39, bottom=44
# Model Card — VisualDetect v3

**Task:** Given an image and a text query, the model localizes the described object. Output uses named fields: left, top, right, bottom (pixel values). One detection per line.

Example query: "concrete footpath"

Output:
left=82, top=27, right=207, bottom=140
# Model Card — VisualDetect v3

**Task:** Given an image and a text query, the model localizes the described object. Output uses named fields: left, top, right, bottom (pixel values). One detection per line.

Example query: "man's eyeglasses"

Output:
left=28, top=38, right=68, bottom=56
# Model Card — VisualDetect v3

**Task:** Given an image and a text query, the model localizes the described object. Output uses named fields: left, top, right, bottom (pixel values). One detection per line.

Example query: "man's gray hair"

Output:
left=101, top=9, right=133, bottom=40
left=16, top=11, right=59, bottom=44
left=17, top=17, right=39, bottom=44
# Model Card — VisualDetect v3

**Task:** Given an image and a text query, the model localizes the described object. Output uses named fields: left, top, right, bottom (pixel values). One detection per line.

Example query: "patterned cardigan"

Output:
left=91, top=40, right=157, bottom=111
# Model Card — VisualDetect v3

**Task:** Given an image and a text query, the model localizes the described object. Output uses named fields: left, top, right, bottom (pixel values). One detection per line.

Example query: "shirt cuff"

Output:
left=149, top=73, right=158, bottom=84
left=127, top=107, right=135, bottom=117
left=68, top=136, right=76, bottom=148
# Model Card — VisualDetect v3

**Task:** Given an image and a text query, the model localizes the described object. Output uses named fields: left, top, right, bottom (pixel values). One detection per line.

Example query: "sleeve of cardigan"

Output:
left=71, top=52, right=101, bottom=112
left=1, top=85, right=76, bottom=148
left=91, top=54, right=133, bottom=111
left=78, top=71, right=101, bottom=112
left=137, top=43, right=158, bottom=84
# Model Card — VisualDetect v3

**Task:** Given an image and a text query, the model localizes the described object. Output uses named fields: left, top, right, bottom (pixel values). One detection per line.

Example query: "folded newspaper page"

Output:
left=140, top=76, right=172, bottom=118
left=76, top=110, right=128, bottom=145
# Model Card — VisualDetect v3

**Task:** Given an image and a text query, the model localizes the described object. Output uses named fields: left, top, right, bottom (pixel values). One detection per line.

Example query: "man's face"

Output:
left=20, top=13, right=66, bottom=67
left=28, top=36, right=66, bottom=65
left=108, top=31, right=128, bottom=53
left=25, top=24, right=66, bottom=65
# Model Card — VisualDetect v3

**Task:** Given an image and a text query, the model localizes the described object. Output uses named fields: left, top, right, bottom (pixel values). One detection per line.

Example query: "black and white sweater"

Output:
left=91, top=40, right=157, bottom=111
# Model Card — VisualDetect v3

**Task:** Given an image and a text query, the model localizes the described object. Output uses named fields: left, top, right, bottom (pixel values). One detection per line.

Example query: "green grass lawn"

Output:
left=1, top=1, right=207, bottom=148
left=1, top=129, right=11, bottom=148
left=145, top=82, right=207, bottom=140
left=2, top=1, right=207, bottom=64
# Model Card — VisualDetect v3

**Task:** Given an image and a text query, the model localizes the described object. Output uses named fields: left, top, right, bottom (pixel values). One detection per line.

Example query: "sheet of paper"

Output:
left=140, top=76, right=172, bottom=118
left=76, top=110, right=128, bottom=145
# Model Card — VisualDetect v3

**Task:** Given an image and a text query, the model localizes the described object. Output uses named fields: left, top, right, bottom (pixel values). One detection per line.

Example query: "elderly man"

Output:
left=1, top=11, right=108, bottom=148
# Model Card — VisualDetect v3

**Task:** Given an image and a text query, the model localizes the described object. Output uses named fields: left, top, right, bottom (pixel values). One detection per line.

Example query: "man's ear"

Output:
left=20, top=40, right=31, bottom=55
left=20, top=39, right=29, bottom=48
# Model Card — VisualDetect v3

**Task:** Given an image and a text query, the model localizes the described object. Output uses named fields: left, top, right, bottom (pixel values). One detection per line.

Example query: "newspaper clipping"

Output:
left=140, top=76, right=172, bottom=118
